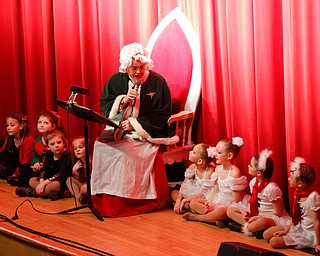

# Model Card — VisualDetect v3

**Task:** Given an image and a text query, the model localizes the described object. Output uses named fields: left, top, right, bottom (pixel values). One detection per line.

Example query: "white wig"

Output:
left=118, top=42, right=154, bottom=73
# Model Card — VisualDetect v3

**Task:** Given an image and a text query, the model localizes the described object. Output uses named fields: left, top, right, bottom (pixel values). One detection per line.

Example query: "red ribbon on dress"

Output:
left=250, top=179, right=270, bottom=216
left=291, top=186, right=313, bottom=225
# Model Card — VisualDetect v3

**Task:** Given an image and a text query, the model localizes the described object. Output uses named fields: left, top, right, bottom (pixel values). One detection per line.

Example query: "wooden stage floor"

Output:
left=0, top=180, right=313, bottom=256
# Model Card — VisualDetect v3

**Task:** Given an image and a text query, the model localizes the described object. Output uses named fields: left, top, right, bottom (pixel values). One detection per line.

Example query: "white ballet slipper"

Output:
left=242, top=222, right=254, bottom=237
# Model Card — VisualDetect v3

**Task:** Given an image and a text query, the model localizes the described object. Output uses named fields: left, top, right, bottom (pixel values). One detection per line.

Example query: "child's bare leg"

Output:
left=248, top=217, right=276, bottom=232
left=170, top=190, right=179, bottom=202
left=184, top=207, right=228, bottom=223
left=67, top=177, right=81, bottom=199
left=189, top=198, right=207, bottom=214
left=227, top=207, right=246, bottom=225
left=78, top=183, right=88, bottom=204
left=269, top=236, right=289, bottom=249
left=29, top=177, right=39, bottom=188
left=80, top=183, right=87, bottom=196
left=44, top=181, right=60, bottom=196
left=263, top=225, right=284, bottom=241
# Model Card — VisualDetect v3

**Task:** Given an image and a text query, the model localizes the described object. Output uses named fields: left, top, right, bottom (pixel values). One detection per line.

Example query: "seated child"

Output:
left=66, top=136, right=89, bottom=205
left=9, top=111, right=61, bottom=187
left=0, top=113, right=34, bottom=182
left=15, top=130, right=72, bottom=200
left=227, top=149, right=291, bottom=238
left=30, top=111, right=61, bottom=173
left=264, top=158, right=320, bottom=252
left=183, top=137, right=248, bottom=225
left=171, top=143, right=216, bottom=214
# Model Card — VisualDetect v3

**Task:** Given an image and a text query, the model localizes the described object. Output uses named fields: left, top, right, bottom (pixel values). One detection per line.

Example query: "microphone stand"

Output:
left=68, top=92, right=77, bottom=105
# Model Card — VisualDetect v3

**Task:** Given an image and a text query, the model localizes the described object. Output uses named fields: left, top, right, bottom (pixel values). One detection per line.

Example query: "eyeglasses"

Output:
left=128, top=64, right=146, bottom=72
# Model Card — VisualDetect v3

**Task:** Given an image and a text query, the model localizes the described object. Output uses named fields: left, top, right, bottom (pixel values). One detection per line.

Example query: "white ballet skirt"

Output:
left=248, top=177, right=291, bottom=227
left=211, top=169, right=248, bottom=207
left=179, top=168, right=215, bottom=199
left=283, top=191, right=320, bottom=249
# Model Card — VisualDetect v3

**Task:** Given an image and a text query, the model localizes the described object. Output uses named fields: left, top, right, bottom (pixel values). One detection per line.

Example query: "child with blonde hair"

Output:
left=264, top=158, right=320, bottom=252
left=183, top=137, right=248, bottom=225
left=171, top=143, right=216, bottom=214
left=227, top=149, right=291, bottom=238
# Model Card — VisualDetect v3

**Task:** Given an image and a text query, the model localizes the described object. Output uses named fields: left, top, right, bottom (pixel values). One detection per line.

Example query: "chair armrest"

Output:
left=167, top=110, right=194, bottom=147
left=167, top=110, right=193, bottom=125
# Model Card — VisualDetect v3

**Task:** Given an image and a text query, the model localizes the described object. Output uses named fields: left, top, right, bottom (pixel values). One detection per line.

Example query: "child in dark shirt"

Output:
left=15, top=130, right=72, bottom=200
left=9, top=111, right=61, bottom=187
left=0, top=112, right=34, bottom=183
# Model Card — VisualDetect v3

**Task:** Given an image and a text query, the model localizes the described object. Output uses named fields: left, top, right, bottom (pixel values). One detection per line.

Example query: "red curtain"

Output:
left=1, top=0, right=319, bottom=207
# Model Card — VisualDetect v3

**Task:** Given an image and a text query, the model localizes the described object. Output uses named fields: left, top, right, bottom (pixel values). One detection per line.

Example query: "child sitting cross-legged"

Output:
left=183, top=137, right=248, bottom=226
left=227, top=149, right=291, bottom=238
left=264, top=158, right=320, bottom=253
left=15, top=130, right=72, bottom=200
left=171, top=143, right=216, bottom=214
left=66, top=136, right=90, bottom=205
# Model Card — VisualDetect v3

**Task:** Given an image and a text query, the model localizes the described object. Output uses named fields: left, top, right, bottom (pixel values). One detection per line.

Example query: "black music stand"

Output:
left=56, top=99, right=118, bottom=221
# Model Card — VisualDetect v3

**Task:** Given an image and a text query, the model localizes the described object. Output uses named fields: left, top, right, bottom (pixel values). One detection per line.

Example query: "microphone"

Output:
left=68, top=85, right=89, bottom=105
left=132, top=79, right=141, bottom=107
left=70, top=85, right=89, bottom=95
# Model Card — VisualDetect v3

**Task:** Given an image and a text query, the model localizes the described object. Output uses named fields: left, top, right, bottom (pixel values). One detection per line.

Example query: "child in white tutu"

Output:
left=171, top=143, right=216, bottom=214
left=227, top=149, right=291, bottom=238
left=264, top=158, right=320, bottom=252
left=183, top=137, right=248, bottom=225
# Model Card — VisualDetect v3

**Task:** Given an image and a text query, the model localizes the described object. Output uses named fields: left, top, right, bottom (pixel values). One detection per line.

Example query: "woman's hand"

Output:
left=121, top=120, right=133, bottom=131
left=125, top=87, right=139, bottom=103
